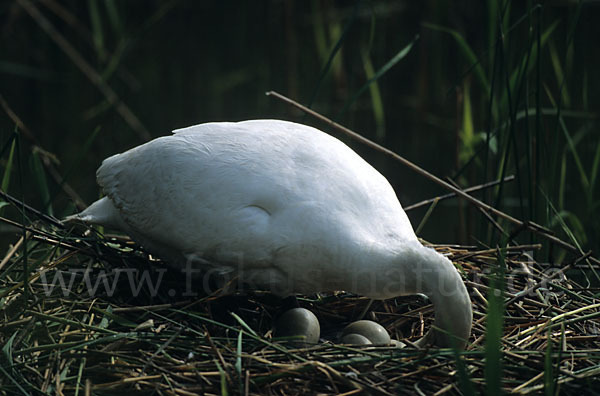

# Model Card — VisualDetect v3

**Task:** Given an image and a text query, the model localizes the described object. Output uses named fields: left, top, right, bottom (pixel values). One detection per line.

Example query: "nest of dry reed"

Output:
left=0, top=212, right=599, bottom=396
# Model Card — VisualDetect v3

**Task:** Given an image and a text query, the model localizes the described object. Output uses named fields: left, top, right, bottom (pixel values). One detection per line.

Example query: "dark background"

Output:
left=1, top=0, right=599, bottom=259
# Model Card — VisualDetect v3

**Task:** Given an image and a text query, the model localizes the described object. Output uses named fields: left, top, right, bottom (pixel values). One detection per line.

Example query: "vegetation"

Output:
left=1, top=1, right=599, bottom=394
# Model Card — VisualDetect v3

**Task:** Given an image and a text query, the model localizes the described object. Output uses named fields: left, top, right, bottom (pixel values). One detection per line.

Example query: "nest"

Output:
left=0, top=217, right=599, bottom=396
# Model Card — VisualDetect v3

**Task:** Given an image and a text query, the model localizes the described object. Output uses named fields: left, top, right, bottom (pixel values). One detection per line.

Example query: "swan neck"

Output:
left=420, top=250, right=472, bottom=348
left=368, top=242, right=472, bottom=348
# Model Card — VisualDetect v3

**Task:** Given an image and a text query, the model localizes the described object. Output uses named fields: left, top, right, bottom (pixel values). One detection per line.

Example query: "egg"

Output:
left=390, top=339, right=406, bottom=348
left=274, top=308, right=320, bottom=344
left=341, top=333, right=372, bottom=345
left=341, top=320, right=391, bottom=345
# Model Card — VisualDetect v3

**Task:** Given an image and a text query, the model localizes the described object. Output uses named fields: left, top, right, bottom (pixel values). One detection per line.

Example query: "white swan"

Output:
left=71, top=119, right=472, bottom=348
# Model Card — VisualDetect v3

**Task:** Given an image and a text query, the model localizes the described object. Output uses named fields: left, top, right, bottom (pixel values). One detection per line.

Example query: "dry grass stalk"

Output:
left=0, top=215, right=598, bottom=395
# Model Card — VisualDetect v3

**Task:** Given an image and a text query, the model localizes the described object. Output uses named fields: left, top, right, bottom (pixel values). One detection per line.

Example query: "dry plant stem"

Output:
left=0, top=93, right=88, bottom=210
left=0, top=189, right=63, bottom=227
left=40, top=0, right=85, bottom=27
left=453, top=244, right=542, bottom=261
left=2, top=232, right=597, bottom=394
left=142, top=327, right=183, bottom=374
left=111, top=301, right=196, bottom=313
left=39, top=0, right=141, bottom=91
left=446, top=177, right=514, bottom=244
left=0, top=216, right=59, bottom=240
left=40, top=154, right=88, bottom=211
left=0, top=235, right=23, bottom=272
left=403, top=174, right=515, bottom=211
left=16, top=0, right=151, bottom=141
left=505, top=251, right=592, bottom=306
left=0, top=94, right=37, bottom=143
left=266, top=91, right=598, bottom=265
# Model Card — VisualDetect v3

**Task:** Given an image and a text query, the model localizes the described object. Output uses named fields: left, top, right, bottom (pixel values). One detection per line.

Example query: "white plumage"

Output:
left=72, top=119, right=472, bottom=348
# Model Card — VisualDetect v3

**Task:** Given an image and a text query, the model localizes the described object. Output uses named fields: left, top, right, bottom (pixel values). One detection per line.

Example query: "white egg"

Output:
left=342, top=320, right=391, bottom=345
left=274, top=308, right=320, bottom=344
left=341, top=333, right=372, bottom=345
left=390, top=339, right=406, bottom=348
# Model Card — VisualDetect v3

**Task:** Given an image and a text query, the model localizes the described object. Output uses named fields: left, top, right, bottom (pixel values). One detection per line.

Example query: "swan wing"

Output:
left=95, top=120, right=416, bottom=274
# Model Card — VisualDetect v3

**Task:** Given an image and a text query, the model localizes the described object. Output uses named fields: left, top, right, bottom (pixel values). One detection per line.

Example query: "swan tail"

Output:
left=64, top=196, right=125, bottom=230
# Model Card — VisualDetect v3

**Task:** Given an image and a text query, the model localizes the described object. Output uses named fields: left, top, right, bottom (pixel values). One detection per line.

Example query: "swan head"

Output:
left=353, top=241, right=472, bottom=349
left=407, top=245, right=472, bottom=349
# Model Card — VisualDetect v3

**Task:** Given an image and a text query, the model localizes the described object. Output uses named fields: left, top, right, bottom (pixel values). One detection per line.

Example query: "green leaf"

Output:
left=215, top=359, right=229, bottom=396
left=308, top=1, right=359, bottom=107
left=31, top=150, right=53, bottom=216
left=1, top=138, right=16, bottom=193
left=230, top=311, right=258, bottom=337
left=339, top=35, right=419, bottom=119
left=484, top=245, right=506, bottom=396
left=236, top=331, right=243, bottom=395
left=589, top=140, right=600, bottom=198
left=104, top=0, right=122, bottom=36
left=544, top=327, right=554, bottom=396
left=459, top=79, right=477, bottom=166
left=423, top=22, right=490, bottom=94
left=2, top=331, right=17, bottom=364
left=88, top=0, right=105, bottom=60
left=360, top=48, right=385, bottom=140
left=453, top=349, right=476, bottom=396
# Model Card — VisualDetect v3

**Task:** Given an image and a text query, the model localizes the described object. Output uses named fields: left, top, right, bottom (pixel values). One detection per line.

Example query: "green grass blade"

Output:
left=88, top=0, right=105, bottom=60
left=544, top=88, right=591, bottom=192
left=589, top=141, right=600, bottom=199
left=60, top=126, right=101, bottom=191
left=553, top=210, right=588, bottom=248
left=453, top=349, right=476, bottom=396
left=74, top=355, right=86, bottom=396
left=415, top=198, right=439, bottom=235
left=104, top=0, right=122, bottom=36
left=1, top=138, right=16, bottom=193
left=360, top=48, right=385, bottom=140
left=484, top=245, right=506, bottom=396
left=0, top=133, right=16, bottom=213
left=360, top=35, right=418, bottom=86
left=582, top=69, right=589, bottom=110
left=215, top=359, right=229, bottom=396
left=91, top=306, right=138, bottom=328
left=505, top=19, right=560, bottom=111
left=311, top=0, right=327, bottom=61
left=558, top=153, right=566, bottom=210
left=423, top=22, right=490, bottom=94
left=543, top=190, right=582, bottom=251
left=230, top=311, right=258, bottom=337
left=486, top=0, right=498, bottom=74
left=544, top=327, right=554, bottom=396
left=544, top=193, right=599, bottom=284
left=559, top=117, right=590, bottom=191
left=308, top=1, right=359, bottom=107
left=31, top=150, right=53, bottom=216
left=101, top=39, right=129, bottom=81
left=459, top=79, right=475, bottom=166
left=236, top=330, right=243, bottom=395
left=548, top=39, right=570, bottom=108
left=2, top=331, right=16, bottom=363
left=339, top=35, right=418, bottom=123
left=0, top=364, right=30, bottom=395
left=0, top=331, right=35, bottom=394
left=554, top=324, right=566, bottom=394
left=15, top=135, right=29, bottom=301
